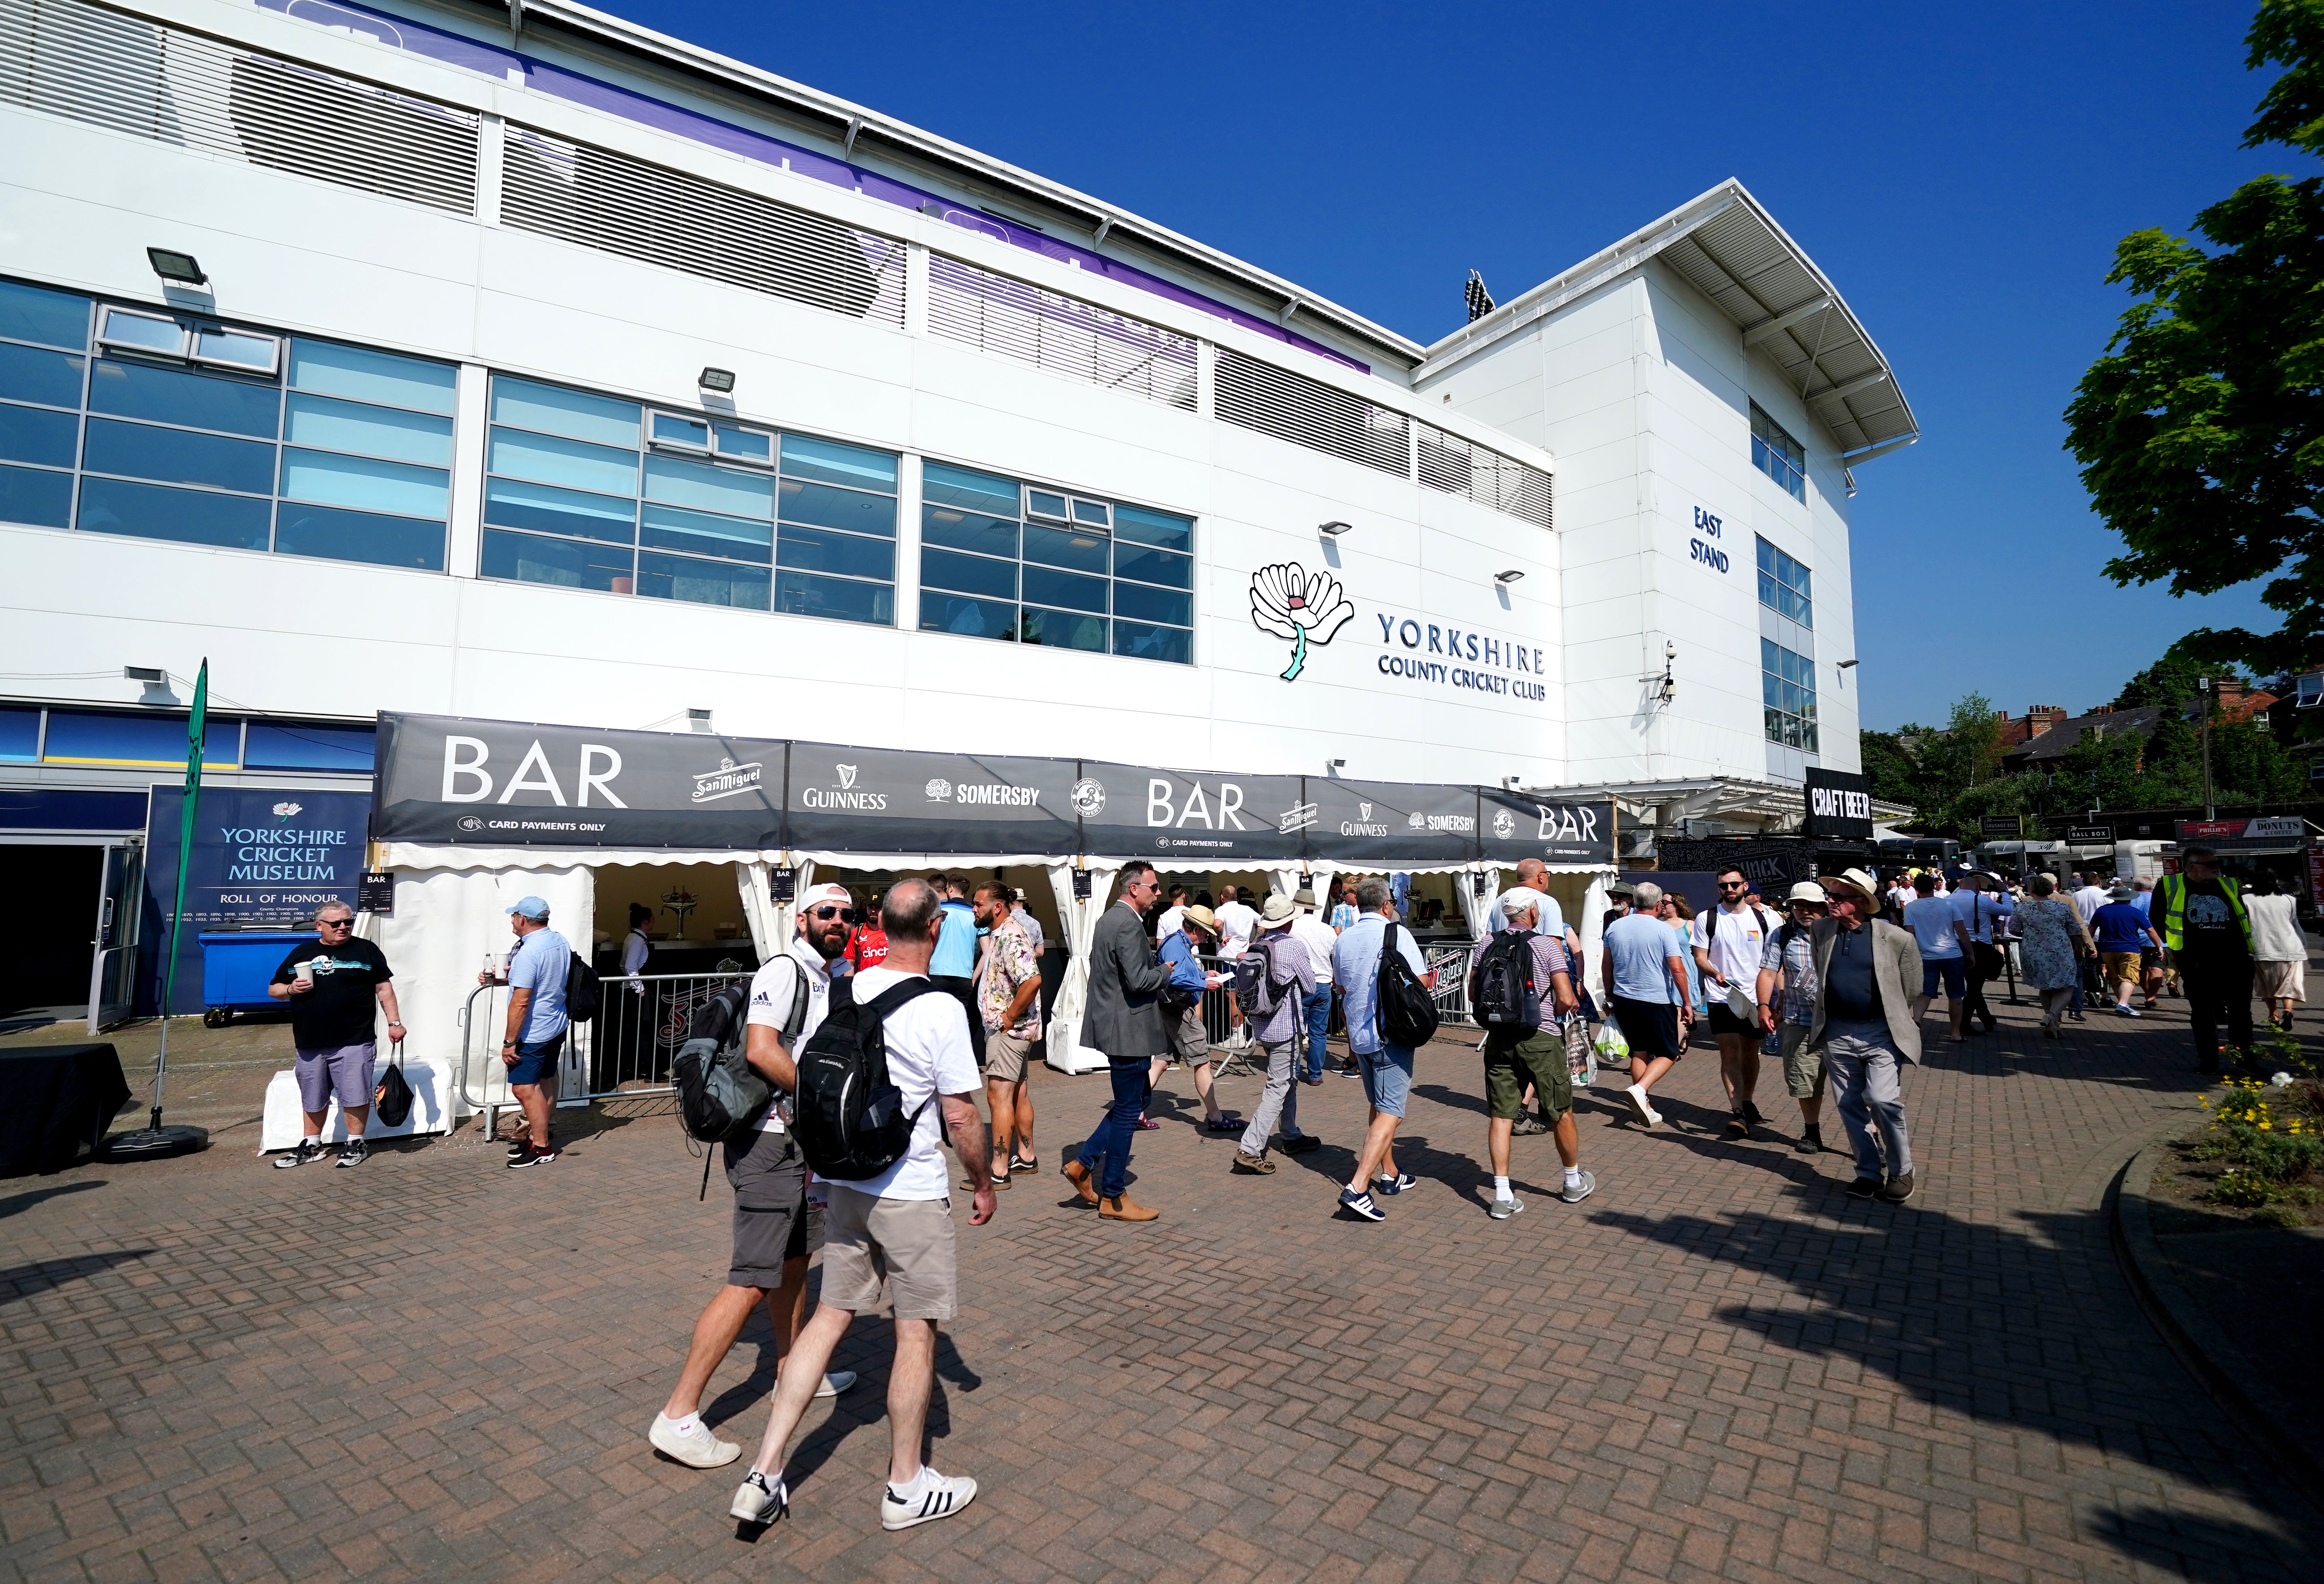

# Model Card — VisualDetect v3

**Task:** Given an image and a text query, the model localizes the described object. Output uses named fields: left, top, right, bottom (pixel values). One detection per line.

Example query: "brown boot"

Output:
left=1061, top=1157, right=1099, bottom=1206
left=1098, top=1193, right=1158, bottom=1221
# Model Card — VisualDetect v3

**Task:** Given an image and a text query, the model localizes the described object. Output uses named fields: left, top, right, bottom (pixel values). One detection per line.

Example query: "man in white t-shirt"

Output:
left=1213, top=883, right=1260, bottom=1046
left=1692, top=866, right=1778, bottom=1140
left=732, top=879, right=993, bottom=1534
left=1154, top=884, right=1190, bottom=946
left=1902, top=872, right=1972, bottom=1041
left=1289, top=892, right=1340, bottom=1083
left=649, top=883, right=859, bottom=1471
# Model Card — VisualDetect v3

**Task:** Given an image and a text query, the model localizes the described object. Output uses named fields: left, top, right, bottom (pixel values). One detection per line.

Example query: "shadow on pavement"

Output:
left=0, top=1249, right=154, bottom=1307
left=0, top=1181, right=105, bottom=1219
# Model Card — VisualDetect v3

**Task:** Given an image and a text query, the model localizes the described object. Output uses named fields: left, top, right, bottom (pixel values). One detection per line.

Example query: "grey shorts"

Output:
left=1170, top=1007, right=1211, bottom=1065
left=722, top=1128, right=809, bottom=1290
left=1777, top=1022, right=1824, bottom=1100
left=1357, top=1043, right=1415, bottom=1118
left=985, top=1031, right=1035, bottom=1084
left=294, top=1041, right=375, bottom=1111
left=820, top=1184, right=959, bottom=1322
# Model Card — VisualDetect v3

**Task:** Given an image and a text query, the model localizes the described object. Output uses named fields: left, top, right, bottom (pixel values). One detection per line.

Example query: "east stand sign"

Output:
left=371, top=713, right=1615, bottom=868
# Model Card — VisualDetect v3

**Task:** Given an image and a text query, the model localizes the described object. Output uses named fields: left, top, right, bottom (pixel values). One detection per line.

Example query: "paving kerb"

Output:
left=6, top=995, right=2324, bottom=1582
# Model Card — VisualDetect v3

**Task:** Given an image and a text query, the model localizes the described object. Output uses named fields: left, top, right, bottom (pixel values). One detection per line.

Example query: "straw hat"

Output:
left=1179, top=905, right=1219, bottom=937
left=1820, top=868, right=1880, bottom=904
left=1259, top=893, right=1298, bottom=926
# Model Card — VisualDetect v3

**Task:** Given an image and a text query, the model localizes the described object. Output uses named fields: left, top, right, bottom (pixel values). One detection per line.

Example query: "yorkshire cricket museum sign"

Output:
left=372, top=713, right=1612, bottom=866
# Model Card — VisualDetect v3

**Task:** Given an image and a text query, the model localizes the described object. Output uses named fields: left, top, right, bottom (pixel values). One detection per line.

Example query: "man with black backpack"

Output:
left=1229, top=894, right=1323, bottom=1174
left=1329, top=876, right=1437, bottom=1222
left=648, top=883, right=860, bottom=1472
left=1468, top=888, right=1592, bottom=1219
left=1693, top=866, right=1778, bottom=1140
left=730, top=879, right=994, bottom=1533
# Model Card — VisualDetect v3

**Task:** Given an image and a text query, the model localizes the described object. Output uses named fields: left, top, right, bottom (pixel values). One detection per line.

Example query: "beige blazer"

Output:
left=1805, top=916, right=1923, bottom=1062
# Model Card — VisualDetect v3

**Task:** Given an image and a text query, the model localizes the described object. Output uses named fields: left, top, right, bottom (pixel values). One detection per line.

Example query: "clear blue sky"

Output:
left=596, top=0, right=2288, bottom=730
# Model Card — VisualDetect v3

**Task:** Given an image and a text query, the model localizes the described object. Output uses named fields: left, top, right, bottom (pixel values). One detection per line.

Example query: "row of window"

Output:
left=1756, top=535, right=1812, bottom=628
left=0, top=278, right=1198, bottom=661
left=0, top=707, right=376, bottom=772
left=1762, top=638, right=1819, bottom=753
left=1750, top=401, right=1807, bottom=503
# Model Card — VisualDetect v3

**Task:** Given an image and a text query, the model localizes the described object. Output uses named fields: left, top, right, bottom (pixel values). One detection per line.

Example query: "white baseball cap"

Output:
left=797, top=882, right=852, bottom=913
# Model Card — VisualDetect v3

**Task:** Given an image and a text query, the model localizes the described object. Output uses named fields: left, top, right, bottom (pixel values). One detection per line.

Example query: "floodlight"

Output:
left=698, top=367, right=736, bottom=393
left=146, top=247, right=207, bottom=285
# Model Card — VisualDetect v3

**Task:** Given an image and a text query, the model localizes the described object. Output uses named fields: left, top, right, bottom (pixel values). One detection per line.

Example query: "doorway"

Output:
left=0, top=845, right=101, bottom=1022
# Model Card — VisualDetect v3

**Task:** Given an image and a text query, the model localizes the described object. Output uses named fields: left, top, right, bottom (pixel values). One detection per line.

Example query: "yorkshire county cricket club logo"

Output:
left=1248, top=562, right=1354, bottom=682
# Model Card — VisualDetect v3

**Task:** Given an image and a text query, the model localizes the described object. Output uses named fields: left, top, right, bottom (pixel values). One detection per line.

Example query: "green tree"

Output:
left=2064, top=1, right=2324, bottom=676
left=2110, top=646, right=2242, bottom=711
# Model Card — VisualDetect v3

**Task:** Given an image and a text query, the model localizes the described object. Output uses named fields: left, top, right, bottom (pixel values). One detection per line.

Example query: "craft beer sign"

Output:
left=1803, top=768, right=1874, bottom=843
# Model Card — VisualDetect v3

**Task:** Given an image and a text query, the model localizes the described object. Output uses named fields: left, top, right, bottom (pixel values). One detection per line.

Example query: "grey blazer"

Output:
left=1084, top=900, right=1172, bottom=1059
left=1805, top=916, right=1923, bottom=1062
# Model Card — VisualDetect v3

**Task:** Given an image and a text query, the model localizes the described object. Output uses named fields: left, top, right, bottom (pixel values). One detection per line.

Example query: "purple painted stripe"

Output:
left=252, top=0, right=1369, bottom=372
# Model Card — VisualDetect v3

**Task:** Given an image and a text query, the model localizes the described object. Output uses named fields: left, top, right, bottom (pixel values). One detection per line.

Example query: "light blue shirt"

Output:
left=507, top=926, right=570, bottom=1043
left=1159, top=930, right=1209, bottom=993
left=1949, top=888, right=2013, bottom=944
left=1904, top=895, right=1963, bottom=959
left=1330, top=912, right=1427, bottom=1055
left=930, top=900, right=977, bottom=978
left=1604, top=912, right=1681, bottom=1003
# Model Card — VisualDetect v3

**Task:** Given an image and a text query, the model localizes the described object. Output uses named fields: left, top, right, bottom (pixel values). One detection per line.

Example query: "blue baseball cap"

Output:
left=506, top=895, right=551, bottom=920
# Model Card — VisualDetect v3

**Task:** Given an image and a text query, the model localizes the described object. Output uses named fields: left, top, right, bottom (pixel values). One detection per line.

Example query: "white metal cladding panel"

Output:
left=1214, top=348, right=1409, bottom=477
left=926, top=253, right=1196, bottom=411
left=0, top=0, right=479, bottom=214
left=500, top=122, right=906, bottom=328
left=1414, top=420, right=1552, bottom=531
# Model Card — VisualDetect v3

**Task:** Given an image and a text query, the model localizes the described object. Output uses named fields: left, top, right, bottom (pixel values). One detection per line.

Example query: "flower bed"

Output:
left=2156, top=1077, right=2324, bottom=1229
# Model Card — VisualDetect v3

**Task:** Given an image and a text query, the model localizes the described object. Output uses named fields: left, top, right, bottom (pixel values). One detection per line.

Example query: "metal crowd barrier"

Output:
left=455, top=969, right=753, bottom=1136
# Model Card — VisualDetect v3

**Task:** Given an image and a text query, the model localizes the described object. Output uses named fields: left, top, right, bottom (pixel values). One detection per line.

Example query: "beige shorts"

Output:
left=1170, top=1006, right=1211, bottom=1065
left=2101, top=951, right=2143, bottom=992
left=1778, top=1021, right=1825, bottom=1100
left=985, top=1031, right=1035, bottom=1083
left=2257, top=958, right=2306, bottom=1002
left=819, top=1184, right=959, bottom=1322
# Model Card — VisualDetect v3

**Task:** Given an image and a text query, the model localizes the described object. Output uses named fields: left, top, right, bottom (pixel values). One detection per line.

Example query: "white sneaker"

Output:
left=817, top=1370, right=857, bottom=1398
left=882, top=1467, right=979, bottom=1530
left=2119, top=1005, right=2141, bottom=1018
left=1622, top=1083, right=1656, bottom=1127
left=729, top=1469, right=787, bottom=1523
left=650, top=1412, right=740, bottom=1468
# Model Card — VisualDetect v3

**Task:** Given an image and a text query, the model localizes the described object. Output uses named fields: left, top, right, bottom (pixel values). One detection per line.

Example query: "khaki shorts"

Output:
left=985, top=1031, right=1035, bottom=1084
left=1170, top=1006, right=1211, bottom=1065
left=1778, top=1021, right=1825, bottom=1100
left=1483, top=1027, right=1571, bottom=1122
left=2101, top=951, right=2143, bottom=992
left=820, top=1184, right=960, bottom=1321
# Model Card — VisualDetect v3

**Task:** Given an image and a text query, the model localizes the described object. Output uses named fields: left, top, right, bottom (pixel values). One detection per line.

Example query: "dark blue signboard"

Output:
left=139, top=786, right=370, bottom=1014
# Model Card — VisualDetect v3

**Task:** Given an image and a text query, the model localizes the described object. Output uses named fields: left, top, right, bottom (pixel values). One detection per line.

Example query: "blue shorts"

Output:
left=1921, top=958, right=1967, bottom=999
left=506, top=1031, right=565, bottom=1086
left=1356, top=1043, right=1415, bottom=1118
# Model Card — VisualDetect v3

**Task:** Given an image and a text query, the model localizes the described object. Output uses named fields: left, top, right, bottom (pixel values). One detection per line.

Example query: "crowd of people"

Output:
left=247, top=843, right=2312, bottom=1542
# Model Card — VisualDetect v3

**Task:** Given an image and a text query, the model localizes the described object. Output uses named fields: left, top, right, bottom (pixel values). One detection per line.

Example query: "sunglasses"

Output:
left=1718, top=881, right=1748, bottom=890
left=317, top=917, right=353, bottom=928
left=812, top=905, right=855, bottom=923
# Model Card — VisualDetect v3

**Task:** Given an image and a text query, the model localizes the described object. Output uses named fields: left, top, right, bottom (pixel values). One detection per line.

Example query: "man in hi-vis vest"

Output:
left=2151, top=846, right=2257, bottom=1076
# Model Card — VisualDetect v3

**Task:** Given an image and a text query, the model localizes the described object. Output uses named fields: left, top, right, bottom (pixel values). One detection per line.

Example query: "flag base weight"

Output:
left=100, top=1125, right=209, bottom=1161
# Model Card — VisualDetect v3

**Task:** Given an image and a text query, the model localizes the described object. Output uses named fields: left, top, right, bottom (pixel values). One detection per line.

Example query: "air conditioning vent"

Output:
left=1417, top=420, right=1553, bottom=530
left=0, top=0, right=479, bottom=214
left=928, top=254, right=1195, bottom=410
left=1215, top=348, right=1408, bottom=477
left=500, top=123, right=906, bottom=327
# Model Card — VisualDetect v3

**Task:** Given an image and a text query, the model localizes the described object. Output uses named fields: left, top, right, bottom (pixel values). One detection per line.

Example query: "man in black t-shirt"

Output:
left=267, top=902, right=404, bottom=1168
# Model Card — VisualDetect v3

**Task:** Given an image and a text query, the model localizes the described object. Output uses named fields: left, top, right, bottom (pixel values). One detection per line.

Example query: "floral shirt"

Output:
left=1759, top=920, right=1819, bottom=1026
left=975, top=915, right=1042, bottom=1038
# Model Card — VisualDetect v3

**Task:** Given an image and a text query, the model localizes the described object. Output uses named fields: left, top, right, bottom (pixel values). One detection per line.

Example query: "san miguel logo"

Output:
left=691, top=758, right=764, bottom=804
left=1249, top=562, right=1354, bottom=682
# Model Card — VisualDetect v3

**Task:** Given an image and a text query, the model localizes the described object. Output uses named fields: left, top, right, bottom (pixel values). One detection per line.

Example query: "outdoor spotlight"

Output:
left=1837, top=659, right=1860, bottom=670
left=1326, top=758, right=1346, bottom=777
left=1493, top=569, right=1523, bottom=584
left=687, top=708, right=714, bottom=733
left=698, top=367, right=736, bottom=393
left=1318, top=520, right=1352, bottom=536
left=123, top=666, right=167, bottom=684
left=146, top=247, right=206, bottom=285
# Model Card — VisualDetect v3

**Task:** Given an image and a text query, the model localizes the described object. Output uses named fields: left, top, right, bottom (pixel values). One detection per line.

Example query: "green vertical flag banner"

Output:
left=158, top=661, right=207, bottom=1014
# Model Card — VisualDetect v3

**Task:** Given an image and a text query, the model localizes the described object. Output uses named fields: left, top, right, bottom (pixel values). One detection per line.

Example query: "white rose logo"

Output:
left=1248, top=562, right=1354, bottom=682
left=272, top=801, right=302, bottom=818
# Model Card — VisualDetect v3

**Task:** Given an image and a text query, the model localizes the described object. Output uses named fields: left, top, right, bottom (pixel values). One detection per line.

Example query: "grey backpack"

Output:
left=673, top=959, right=805, bottom=1145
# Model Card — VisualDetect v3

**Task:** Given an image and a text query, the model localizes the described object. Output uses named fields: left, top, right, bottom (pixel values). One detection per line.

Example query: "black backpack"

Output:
left=1375, top=921, right=1440, bottom=1048
left=564, top=952, right=603, bottom=1023
left=1469, top=929, right=1541, bottom=1032
left=792, top=975, right=947, bottom=1181
left=672, top=962, right=802, bottom=1145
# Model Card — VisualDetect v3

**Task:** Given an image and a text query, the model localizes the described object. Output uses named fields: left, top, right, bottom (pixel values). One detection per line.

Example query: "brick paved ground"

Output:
left=4, top=993, right=2320, bottom=1583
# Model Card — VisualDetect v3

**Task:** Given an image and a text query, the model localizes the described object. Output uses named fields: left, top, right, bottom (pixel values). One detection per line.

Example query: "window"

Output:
left=1755, top=537, right=1812, bottom=627
left=244, top=722, right=376, bottom=773
left=0, top=276, right=457, bottom=570
left=0, top=710, right=373, bottom=771
left=1750, top=401, right=1806, bottom=502
left=480, top=374, right=898, bottom=624
left=40, top=710, right=238, bottom=769
left=0, top=707, right=38, bottom=762
left=918, top=463, right=1194, bottom=663
left=1761, top=640, right=1818, bottom=752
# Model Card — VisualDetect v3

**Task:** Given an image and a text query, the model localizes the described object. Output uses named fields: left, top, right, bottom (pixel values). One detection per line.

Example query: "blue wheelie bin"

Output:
left=198, top=930, right=317, bottom=1027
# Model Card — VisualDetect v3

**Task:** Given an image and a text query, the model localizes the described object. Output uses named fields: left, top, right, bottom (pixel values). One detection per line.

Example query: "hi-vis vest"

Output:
left=2151, top=872, right=2253, bottom=955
